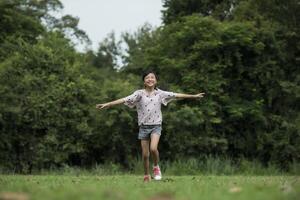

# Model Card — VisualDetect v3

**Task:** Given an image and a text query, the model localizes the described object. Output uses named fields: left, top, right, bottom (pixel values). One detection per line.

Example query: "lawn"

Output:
left=0, top=175, right=299, bottom=200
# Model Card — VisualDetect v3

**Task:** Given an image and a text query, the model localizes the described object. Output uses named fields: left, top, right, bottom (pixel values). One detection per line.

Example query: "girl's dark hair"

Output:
left=142, top=70, right=159, bottom=81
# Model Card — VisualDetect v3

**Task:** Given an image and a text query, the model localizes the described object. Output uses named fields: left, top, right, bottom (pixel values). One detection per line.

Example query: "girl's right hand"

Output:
left=96, top=103, right=109, bottom=110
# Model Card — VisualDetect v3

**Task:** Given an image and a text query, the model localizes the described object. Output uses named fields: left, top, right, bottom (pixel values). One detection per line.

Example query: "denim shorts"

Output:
left=138, top=124, right=162, bottom=140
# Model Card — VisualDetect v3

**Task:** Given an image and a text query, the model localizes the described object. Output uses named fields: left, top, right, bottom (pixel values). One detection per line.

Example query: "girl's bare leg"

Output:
left=150, top=133, right=160, bottom=166
left=141, top=139, right=150, bottom=175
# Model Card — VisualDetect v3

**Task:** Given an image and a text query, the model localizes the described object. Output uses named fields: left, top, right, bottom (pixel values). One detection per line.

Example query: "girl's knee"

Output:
left=150, top=147, right=158, bottom=153
left=142, top=152, right=150, bottom=159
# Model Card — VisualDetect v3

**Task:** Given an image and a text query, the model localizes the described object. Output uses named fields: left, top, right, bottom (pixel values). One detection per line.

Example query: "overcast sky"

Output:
left=60, top=0, right=164, bottom=51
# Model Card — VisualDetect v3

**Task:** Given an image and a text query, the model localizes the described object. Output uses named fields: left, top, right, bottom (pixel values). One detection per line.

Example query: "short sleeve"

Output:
left=158, top=89, right=176, bottom=106
left=123, top=90, right=142, bottom=108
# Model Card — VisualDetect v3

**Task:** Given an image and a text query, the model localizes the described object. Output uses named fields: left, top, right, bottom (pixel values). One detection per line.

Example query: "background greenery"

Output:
left=0, top=0, right=299, bottom=174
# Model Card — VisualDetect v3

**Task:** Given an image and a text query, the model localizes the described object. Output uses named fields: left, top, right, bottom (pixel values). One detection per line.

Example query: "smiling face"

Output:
left=143, top=73, right=157, bottom=88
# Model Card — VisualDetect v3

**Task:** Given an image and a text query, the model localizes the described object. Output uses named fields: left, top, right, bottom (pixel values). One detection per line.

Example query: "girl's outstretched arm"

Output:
left=175, top=92, right=205, bottom=99
left=96, top=98, right=125, bottom=110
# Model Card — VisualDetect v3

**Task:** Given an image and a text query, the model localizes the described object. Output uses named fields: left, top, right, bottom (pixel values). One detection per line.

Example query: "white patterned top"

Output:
left=123, top=88, right=176, bottom=125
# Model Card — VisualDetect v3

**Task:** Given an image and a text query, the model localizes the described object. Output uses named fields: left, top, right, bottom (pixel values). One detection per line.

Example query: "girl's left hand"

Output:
left=96, top=103, right=109, bottom=110
left=194, top=93, right=205, bottom=98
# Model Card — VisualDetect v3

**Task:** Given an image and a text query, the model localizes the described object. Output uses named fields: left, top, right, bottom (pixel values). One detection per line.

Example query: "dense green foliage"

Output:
left=0, top=0, right=299, bottom=173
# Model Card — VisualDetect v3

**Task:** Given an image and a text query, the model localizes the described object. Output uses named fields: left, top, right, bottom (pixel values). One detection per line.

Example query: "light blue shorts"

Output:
left=138, top=125, right=162, bottom=140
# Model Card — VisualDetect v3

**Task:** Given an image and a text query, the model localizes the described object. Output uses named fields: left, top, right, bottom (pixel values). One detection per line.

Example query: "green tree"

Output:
left=162, top=0, right=240, bottom=24
left=0, top=0, right=89, bottom=61
left=122, top=14, right=300, bottom=168
left=0, top=33, right=93, bottom=173
left=93, top=32, right=121, bottom=69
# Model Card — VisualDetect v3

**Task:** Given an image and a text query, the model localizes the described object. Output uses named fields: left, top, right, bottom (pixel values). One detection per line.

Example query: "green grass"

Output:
left=0, top=175, right=299, bottom=200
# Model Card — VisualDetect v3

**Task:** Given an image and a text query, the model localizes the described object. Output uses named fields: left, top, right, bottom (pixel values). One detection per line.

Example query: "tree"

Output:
left=93, top=32, right=121, bottom=70
left=0, top=0, right=89, bottom=61
left=122, top=14, right=300, bottom=168
left=0, top=33, right=93, bottom=173
left=162, top=0, right=240, bottom=24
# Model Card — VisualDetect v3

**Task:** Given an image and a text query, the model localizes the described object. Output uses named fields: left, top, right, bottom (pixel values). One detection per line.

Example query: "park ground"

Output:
left=0, top=175, right=299, bottom=200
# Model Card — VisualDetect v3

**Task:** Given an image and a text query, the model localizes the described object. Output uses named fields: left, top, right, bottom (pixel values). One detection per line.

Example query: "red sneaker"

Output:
left=153, top=165, right=162, bottom=180
left=143, top=175, right=151, bottom=182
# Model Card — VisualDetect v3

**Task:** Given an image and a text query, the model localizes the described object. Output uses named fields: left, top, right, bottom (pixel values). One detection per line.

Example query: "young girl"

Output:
left=96, top=71, right=205, bottom=182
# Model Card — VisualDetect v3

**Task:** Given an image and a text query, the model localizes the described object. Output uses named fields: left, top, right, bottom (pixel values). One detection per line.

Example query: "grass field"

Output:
left=0, top=175, right=299, bottom=200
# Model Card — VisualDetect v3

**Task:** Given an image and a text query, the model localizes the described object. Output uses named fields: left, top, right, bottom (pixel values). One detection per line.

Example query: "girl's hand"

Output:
left=96, top=103, right=109, bottom=110
left=194, top=93, right=205, bottom=98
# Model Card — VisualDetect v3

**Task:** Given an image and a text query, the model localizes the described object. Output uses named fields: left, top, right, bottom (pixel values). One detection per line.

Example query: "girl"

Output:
left=96, top=71, right=205, bottom=182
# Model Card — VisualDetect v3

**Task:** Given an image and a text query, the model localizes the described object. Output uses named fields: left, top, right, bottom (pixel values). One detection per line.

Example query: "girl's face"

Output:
left=144, top=73, right=157, bottom=88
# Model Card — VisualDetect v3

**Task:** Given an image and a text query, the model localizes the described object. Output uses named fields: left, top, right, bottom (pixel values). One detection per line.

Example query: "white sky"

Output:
left=60, top=0, right=164, bottom=51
